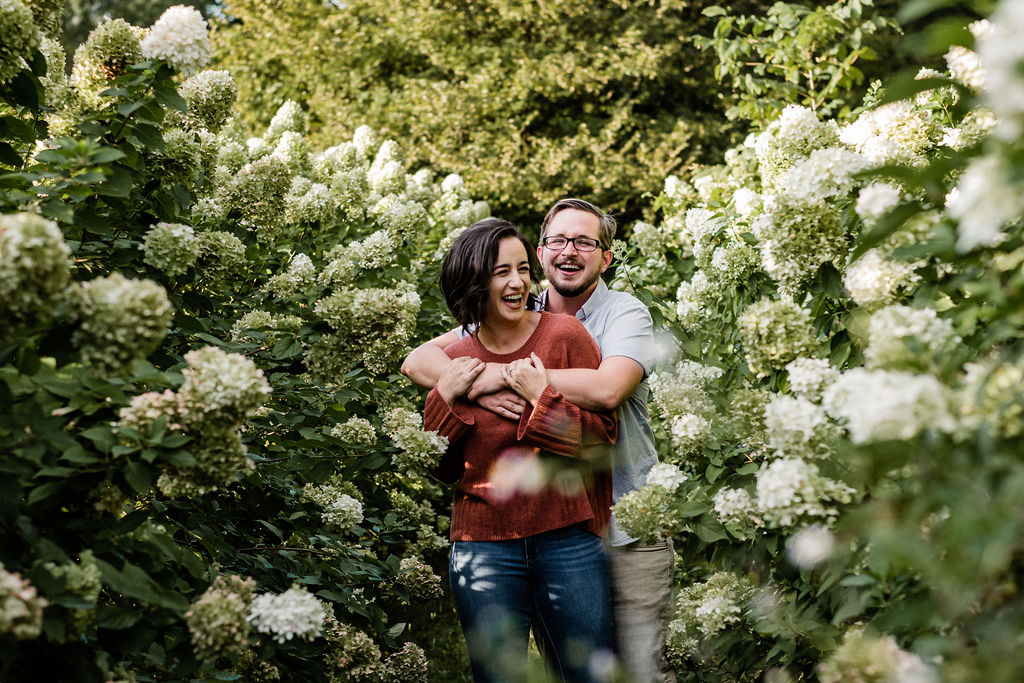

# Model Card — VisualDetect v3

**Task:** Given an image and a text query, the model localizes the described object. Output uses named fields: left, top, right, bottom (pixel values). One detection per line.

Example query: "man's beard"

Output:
left=548, top=262, right=600, bottom=299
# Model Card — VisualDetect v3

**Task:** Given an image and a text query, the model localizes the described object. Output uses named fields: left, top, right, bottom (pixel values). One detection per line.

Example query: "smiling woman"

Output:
left=424, top=218, right=618, bottom=682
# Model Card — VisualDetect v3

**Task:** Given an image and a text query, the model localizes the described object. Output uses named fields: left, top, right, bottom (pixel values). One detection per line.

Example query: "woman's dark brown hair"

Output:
left=440, top=218, right=539, bottom=332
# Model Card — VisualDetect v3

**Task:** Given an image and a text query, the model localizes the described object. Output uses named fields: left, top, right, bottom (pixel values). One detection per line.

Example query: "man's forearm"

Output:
left=400, top=336, right=457, bottom=389
left=546, top=357, right=645, bottom=412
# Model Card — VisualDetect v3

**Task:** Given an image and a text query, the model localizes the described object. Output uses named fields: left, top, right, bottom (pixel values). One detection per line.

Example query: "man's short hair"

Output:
left=539, top=198, right=617, bottom=248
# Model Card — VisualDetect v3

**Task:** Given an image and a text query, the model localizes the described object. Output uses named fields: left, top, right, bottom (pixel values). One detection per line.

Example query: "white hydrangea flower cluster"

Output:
left=178, top=69, right=237, bottom=132
left=731, top=187, right=761, bottom=218
left=265, top=252, right=316, bottom=299
left=682, top=208, right=727, bottom=267
left=945, top=45, right=985, bottom=91
left=755, top=105, right=840, bottom=188
left=756, top=194, right=846, bottom=293
left=674, top=272, right=714, bottom=330
left=180, top=346, right=271, bottom=421
left=738, top=297, right=817, bottom=377
left=855, top=182, right=902, bottom=225
left=764, top=395, right=837, bottom=459
left=818, top=627, right=938, bottom=683
left=222, top=155, right=293, bottom=240
left=265, top=100, right=306, bottom=145
left=785, top=357, right=839, bottom=401
left=367, top=139, right=406, bottom=196
left=141, top=5, right=210, bottom=75
left=186, top=574, right=255, bottom=662
left=0, top=0, right=40, bottom=84
left=283, top=178, right=332, bottom=225
left=786, top=525, right=835, bottom=569
left=271, top=131, right=308, bottom=174
left=843, top=249, right=921, bottom=311
left=330, top=416, right=376, bottom=446
left=117, top=347, right=269, bottom=497
left=142, top=222, right=201, bottom=276
left=839, top=100, right=939, bottom=166
left=380, top=407, right=448, bottom=473
left=70, top=18, right=144, bottom=109
left=229, top=310, right=302, bottom=344
left=319, top=230, right=399, bottom=287
left=823, top=368, right=956, bottom=444
left=956, top=356, right=1024, bottom=440
left=68, top=272, right=172, bottom=374
left=0, top=562, right=47, bottom=640
left=396, top=557, right=442, bottom=601
left=0, top=212, right=71, bottom=338
left=713, top=487, right=763, bottom=540
left=947, top=156, right=1024, bottom=252
left=44, top=550, right=101, bottom=638
left=979, top=4, right=1024, bottom=141
left=649, top=360, right=721, bottom=457
left=755, top=457, right=855, bottom=528
left=781, top=147, right=872, bottom=203
left=247, top=585, right=325, bottom=644
left=646, top=463, right=688, bottom=491
left=308, top=285, right=421, bottom=377
left=302, top=479, right=364, bottom=531
left=864, top=305, right=960, bottom=371
left=611, top=482, right=678, bottom=545
left=666, top=572, right=755, bottom=664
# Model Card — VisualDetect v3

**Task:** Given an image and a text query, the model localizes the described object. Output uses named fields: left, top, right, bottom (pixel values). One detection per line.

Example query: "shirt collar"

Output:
left=539, top=279, right=608, bottom=321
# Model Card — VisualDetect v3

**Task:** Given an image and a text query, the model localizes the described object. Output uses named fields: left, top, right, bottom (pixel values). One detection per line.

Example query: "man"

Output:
left=402, top=198, right=675, bottom=682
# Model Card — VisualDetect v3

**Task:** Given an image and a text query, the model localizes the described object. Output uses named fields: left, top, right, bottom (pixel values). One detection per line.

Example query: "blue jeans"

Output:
left=449, top=524, right=613, bottom=683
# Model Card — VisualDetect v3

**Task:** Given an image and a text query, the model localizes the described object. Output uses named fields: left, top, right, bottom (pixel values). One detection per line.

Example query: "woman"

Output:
left=424, top=218, right=617, bottom=682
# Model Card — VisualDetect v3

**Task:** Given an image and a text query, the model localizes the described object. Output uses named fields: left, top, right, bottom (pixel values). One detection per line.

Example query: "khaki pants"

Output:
left=606, top=539, right=677, bottom=683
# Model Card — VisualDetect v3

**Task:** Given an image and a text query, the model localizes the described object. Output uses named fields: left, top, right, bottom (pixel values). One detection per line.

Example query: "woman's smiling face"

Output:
left=485, top=236, right=532, bottom=327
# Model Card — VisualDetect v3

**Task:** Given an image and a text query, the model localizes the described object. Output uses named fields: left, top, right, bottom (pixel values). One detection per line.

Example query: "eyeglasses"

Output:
left=540, top=236, right=605, bottom=253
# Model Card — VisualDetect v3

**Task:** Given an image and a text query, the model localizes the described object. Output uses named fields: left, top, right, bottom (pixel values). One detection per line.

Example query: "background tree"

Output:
left=211, top=0, right=899, bottom=229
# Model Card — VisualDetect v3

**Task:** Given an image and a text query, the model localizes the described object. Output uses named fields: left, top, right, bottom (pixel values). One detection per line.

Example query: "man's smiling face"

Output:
left=538, top=208, right=612, bottom=299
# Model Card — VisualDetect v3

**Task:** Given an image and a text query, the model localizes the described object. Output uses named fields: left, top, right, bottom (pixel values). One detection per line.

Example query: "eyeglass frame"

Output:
left=539, top=235, right=607, bottom=253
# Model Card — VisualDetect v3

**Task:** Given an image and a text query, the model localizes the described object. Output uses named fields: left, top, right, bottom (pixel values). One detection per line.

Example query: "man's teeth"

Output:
left=559, top=264, right=582, bottom=271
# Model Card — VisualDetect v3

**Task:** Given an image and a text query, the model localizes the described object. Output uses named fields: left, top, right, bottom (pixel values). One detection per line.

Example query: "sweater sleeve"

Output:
left=516, top=385, right=617, bottom=457
left=424, top=387, right=475, bottom=483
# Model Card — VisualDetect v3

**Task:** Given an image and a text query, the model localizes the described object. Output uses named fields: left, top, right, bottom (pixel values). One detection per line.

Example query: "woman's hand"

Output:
left=437, top=357, right=485, bottom=406
left=503, top=352, right=548, bottom=406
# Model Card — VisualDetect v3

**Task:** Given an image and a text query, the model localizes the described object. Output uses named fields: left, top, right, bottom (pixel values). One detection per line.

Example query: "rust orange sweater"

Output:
left=424, top=312, right=617, bottom=541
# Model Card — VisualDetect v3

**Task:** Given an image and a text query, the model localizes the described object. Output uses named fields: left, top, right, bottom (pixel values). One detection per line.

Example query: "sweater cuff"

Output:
left=517, top=385, right=582, bottom=454
left=424, top=387, right=474, bottom=440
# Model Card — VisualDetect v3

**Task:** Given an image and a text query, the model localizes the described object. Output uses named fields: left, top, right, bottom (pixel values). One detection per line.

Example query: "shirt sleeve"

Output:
left=596, top=295, right=654, bottom=377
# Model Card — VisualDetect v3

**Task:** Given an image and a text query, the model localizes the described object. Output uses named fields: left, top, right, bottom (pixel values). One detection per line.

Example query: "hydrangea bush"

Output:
left=0, top=4, right=474, bottom=679
left=606, top=1, right=1024, bottom=678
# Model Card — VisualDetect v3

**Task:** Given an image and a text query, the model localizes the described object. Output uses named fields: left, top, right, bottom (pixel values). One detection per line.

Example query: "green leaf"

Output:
left=0, top=141, right=20, bottom=167
left=703, top=6, right=728, bottom=17
left=8, top=71, right=40, bottom=109
left=82, top=425, right=116, bottom=453
left=27, top=482, right=62, bottom=506
left=94, top=604, right=144, bottom=630
left=154, top=84, right=187, bottom=111
left=95, top=558, right=189, bottom=611
left=90, top=147, right=127, bottom=165
left=124, top=461, right=154, bottom=493
left=695, top=515, right=729, bottom=543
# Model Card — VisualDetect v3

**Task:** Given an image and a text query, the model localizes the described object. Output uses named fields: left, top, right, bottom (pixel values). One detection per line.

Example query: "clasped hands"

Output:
left=436, top=353, right=547, bottom=420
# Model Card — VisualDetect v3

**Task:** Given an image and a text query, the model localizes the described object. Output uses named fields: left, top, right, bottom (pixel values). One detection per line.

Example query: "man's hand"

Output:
left=503, top=353, right=548, bottom=406
left=436, top=357, right=485, bottom=406
left=477, top=389, right=527, bottom=420
left=466, top=362, right=508, bottom=400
